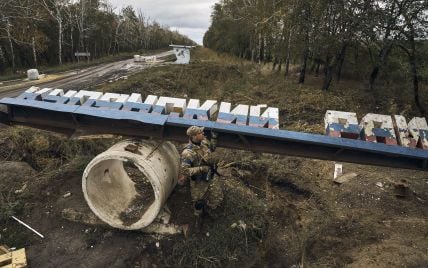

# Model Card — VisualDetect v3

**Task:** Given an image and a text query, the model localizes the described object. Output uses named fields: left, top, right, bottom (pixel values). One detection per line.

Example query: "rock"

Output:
left=376, top=182, right=383, bottom=188
left=334, top=172, right=358, bottom=184
left=394, top=180, right=409, bottom=197
left=27, top=69, right=39, bottom=80
left=124, top=143, right=139, bottom=153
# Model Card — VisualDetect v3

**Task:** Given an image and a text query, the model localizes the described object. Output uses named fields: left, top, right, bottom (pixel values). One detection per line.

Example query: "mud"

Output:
left=119, top=162, right=155, bottom=226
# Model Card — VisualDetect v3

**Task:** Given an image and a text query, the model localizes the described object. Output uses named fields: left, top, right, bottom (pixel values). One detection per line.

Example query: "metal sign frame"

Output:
left=1, top=95, right=427, bottom=171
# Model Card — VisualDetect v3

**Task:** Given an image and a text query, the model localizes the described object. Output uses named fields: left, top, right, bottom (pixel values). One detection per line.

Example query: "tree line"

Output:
left=0, top=0, right=194, bottom=73
left=203, top=0, right=427, bottom=115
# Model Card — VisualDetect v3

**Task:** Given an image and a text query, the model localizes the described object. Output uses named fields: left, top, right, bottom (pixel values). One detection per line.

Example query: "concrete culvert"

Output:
left=82, top=140, right=180, bottom=230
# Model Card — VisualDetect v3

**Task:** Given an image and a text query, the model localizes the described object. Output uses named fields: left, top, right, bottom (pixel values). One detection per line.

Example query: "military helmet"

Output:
left=186, top=126, right=204, bottom=137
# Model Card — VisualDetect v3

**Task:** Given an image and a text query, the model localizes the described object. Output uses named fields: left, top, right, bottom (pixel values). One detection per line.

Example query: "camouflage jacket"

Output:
left=180, top=138, right=216, bottom=181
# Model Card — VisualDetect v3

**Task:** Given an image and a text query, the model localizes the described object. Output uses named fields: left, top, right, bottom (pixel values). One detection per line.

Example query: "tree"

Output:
left=397, top=0, right=427, bottom=115
left=41, top=0, right=68, bottom=65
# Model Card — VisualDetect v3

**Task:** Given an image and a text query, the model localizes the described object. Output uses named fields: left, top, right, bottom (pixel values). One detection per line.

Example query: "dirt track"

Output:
left=0, top=50, right=174, bottom=99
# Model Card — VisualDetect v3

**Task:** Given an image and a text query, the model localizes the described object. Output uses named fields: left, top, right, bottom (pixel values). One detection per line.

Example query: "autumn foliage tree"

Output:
left=204, top=0, right=427, bottom=115
left=0, top=0, right=194, bottom=72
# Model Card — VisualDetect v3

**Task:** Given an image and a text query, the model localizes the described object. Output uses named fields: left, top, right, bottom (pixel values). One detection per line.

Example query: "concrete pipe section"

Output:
left=82, top=140, right=180, bottom=230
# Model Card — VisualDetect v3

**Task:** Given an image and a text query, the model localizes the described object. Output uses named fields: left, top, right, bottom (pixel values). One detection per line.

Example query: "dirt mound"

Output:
left=0, top=161, right=35, bottom=182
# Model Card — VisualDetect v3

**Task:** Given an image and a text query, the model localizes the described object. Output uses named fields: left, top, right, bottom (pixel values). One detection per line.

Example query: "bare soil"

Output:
left=119, top=163, right=155, bottom=226
left=0, top=48, right=427, bottom=267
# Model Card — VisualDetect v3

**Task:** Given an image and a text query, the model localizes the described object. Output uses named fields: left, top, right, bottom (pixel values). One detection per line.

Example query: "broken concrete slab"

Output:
left=333, top=172, right=358, bottom=184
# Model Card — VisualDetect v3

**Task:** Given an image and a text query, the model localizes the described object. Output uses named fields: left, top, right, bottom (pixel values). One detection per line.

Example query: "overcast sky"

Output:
left=109, top=0, right=219, bottom=45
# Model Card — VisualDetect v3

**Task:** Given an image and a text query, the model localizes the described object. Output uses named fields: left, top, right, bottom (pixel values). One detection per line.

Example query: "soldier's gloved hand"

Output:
left=177, top=174, right=186, bottom=186
left=199, top=165, right=211, bottom=173
left=203, top=153, right=216, bottom=166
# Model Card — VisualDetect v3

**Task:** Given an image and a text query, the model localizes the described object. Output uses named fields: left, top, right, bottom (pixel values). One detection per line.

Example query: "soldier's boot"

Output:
left=194, top=200, right=206, bottom=233
left=195, top=216, right=204, bottom=233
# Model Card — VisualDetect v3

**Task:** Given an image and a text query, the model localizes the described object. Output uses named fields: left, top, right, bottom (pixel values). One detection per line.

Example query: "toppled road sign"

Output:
left=0, top=88, right=427, bottom=171
left=169, top=45, right=195, bottom=64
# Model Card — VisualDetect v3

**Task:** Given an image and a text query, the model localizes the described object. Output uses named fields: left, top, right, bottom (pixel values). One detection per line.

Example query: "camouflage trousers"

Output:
left=190, top=175, right=224, bottom=216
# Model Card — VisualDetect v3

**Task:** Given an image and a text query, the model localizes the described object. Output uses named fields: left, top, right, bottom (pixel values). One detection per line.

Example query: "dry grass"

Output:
left=0, top=47, right=426, bottom=266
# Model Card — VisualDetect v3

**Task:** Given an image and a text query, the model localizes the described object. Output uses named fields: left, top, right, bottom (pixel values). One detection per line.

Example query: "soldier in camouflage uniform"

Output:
left=178, top=126, right=224, bottom=218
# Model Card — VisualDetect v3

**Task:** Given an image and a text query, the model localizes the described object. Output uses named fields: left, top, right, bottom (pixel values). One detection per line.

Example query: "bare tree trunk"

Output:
left=113, top=20, right=122, bottom=54
left=277, top=59, right=282, bottom=73
left=284, top=29, right=292, bottom=77
left=258, top=32, right=263, bottom=64
left=272, top=56, right=277, bottom=71
left=322, top=55, right=333, bottom=90
left=369, top=44, right=392, bottom=91
left=409, top=53, right=425, bottom=115
left=315, top=61, right=320, bottom=77
left=298, top=43, right=309, bottom=84
left=0, top=46, right=4, bottom=62
left=32, top=36, right=37, bottom=67
left=0, top=45, right=6, bottom=73
left=298, top=28, right=309, bottom=84
left=71, top=26, right=74, bottom=62
left=404, top=29, right=425, bottom=116
left=6, top=25, right=15, bottom=72
left=322, top=43, right=347, bottom=90
left=58, top=19, right=63, bottom=65
left=336, top=44, right=348, bottom=81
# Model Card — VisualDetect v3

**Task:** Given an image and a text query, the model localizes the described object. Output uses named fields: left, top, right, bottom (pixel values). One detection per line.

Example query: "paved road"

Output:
left=0, top=50, right=175, bottom=98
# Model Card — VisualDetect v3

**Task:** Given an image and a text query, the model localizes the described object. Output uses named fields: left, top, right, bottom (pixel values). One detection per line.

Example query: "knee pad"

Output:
left=194, top=200, right=206, bottom=210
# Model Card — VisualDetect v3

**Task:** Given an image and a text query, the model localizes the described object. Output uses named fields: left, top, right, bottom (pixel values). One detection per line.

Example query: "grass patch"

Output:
left=97, top=47, right=426, bottom=133
left=0, top=126, right=113, bottom=171
left=165, top=179, right=268, bottom=267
